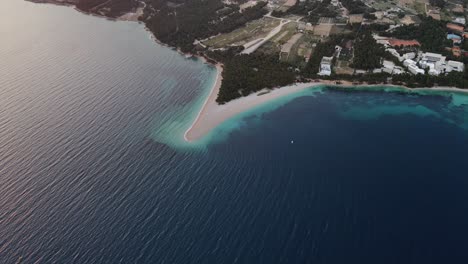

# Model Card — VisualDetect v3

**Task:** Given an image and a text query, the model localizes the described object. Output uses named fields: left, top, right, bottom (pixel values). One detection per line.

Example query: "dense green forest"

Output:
left=274, top=0, right=332, bottom=16
left=384, top=16, right=450, bottom=52
left=209, top=53, right=296, bottom=104
left=351, top=30, right=385, bottom=70
left=429, top=0, right=446, bottom=8
left=273, top=0, right=338, bottom=23
left=392, top=71, right=468, bottom=88
left=340, top=0, right=371, bottom=14
left=274, top=0, right=370, bottom=20
left=76, top=0, right=138, bottom=17
left=141, top=0, right=267, bottom=52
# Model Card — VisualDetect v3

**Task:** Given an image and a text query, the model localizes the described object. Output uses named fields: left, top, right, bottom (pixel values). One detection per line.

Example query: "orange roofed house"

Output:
left=447, top=23, right=465, bottom=34
left=388, top=39, right=421, bottom=48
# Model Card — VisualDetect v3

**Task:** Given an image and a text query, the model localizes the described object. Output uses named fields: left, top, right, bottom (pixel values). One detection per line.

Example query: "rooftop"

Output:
left=447, top=23, right=465, bottom=33
left=321, top=56, right=333, bottom=64
left=388, top=39, right=421, bottom=47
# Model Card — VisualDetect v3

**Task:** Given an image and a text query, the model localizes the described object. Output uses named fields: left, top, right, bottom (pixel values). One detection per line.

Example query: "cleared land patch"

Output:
left=203, top=17, right=280, bottom=48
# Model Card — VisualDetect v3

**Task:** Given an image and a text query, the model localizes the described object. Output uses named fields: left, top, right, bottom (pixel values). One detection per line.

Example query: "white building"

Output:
left=387, top=48, right=403, bottom=61
left=393, top=66, right=405, bottom=75
left=318, top=56, right=333, bottom=76
left=453, top=17, right=466, bottom=25
left=382, top=60, right=395, bottom=74
left=402, top=52, right=416, bottom=60
left=446, top=60, right=465, bottom=73
left=428, top=65, right=440, bottom=76
left=420, top=52, right=446, bottom=72
left=403, top=59, right=417, bottom=67
left=408, top=64, right=424, bottom=75
left=421, top=52, right=445, bottom=63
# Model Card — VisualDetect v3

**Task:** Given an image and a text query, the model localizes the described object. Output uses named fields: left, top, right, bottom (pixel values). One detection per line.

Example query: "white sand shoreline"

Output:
left=23, top=0, right=468, bottom=142
left=184, top=64, right=224, bottom=142
left=184, top=73, right=468, bottom=142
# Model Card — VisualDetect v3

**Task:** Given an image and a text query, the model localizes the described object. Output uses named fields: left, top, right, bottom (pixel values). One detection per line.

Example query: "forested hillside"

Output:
left=351, top=30, right=386, bottom=70
left=76, top=0, right=138, bottom=17
left=141, top=0, right=268, bottom=52
left=383, top=16, right=450, bottom=53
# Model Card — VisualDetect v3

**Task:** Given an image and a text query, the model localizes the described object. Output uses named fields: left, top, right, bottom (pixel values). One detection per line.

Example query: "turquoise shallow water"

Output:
left=2, top=1, right=468, bottom=263
left=165, top=84, right=468, bottom=151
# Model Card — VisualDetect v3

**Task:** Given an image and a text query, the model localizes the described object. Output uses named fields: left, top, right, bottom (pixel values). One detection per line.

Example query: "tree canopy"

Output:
left=385, top=16, right=450, bottom=52
left=351, top=30, right=385, bottom=70
left=142, top=0, right=267, bottom=52
left=215, top=54, right=296, bottom=104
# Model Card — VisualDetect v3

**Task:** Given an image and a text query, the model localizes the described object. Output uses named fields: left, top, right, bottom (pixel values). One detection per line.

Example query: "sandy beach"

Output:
left=184, top=67, right=348, bottom=141
left=184, top=67, right=468, bottom=142
left=26, top=0, right=468, bottom=143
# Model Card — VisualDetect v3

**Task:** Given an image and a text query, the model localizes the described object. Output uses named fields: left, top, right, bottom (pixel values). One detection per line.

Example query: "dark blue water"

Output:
left=2, top=1, right=468, bottom=263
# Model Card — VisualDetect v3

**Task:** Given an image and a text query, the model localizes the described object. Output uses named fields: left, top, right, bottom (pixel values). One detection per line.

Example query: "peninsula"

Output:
left=28, top=0, right=468, bottom=141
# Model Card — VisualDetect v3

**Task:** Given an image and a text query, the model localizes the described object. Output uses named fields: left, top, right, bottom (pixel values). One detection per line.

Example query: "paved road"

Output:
left=241, top=20, right=290, bottom=54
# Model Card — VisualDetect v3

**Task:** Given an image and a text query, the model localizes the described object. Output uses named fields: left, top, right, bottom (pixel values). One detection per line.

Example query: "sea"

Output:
left=1, top=0, right=468, bottom=263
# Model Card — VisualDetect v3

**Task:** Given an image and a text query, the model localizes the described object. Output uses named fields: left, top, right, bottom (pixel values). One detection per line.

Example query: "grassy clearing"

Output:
left=286, top=34, right=316, bottom=66
left=413, top=1, right=426, bottom=14
left=203, top=18, right=280, bottom=48
left=372, top=0, right=398, bottom=10
left=273, top=22, right=298, bottom=44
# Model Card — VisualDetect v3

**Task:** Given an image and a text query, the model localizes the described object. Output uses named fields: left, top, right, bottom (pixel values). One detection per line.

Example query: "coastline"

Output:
left=184, top=64, right=224, bottom=141
left=24, top=0, right=468, bottom=143
left=184, top=76, right=468, bottom=142
left=26, top=0, right=143, bottom=22
left=184, top=77, right=343, bottom=142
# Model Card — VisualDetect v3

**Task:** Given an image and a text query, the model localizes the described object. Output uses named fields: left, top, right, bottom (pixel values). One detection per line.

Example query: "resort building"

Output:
left=408, top=64, right=424, bottom=75
left=419, top=52, right=447, bottom=72
left=393, top=66, right=405, bottom=75
left=382, top=60, right=395, bottom=74
left=421, top=53, right=445, bottom=62
left=403, top=59, right=417, bottom=67
left=446, top=60, right=465, bottom=73
left=387, top=48, right=403, bottom=61
left=402, top=52, right=416, bottom=60
left=428, top=65, right=440, bottom=76
left=318, top=56, right=333, bottom=76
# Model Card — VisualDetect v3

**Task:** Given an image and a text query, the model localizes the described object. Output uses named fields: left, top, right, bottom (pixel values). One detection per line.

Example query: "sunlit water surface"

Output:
left=1, top=1, right=468, bottom=263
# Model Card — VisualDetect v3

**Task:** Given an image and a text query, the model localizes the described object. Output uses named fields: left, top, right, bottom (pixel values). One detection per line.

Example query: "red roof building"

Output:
left=452, top=47, right=462, bottom=57
left=447, top=23, right=465, bottom=33
left=388, top=39, right=421, bottom=47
